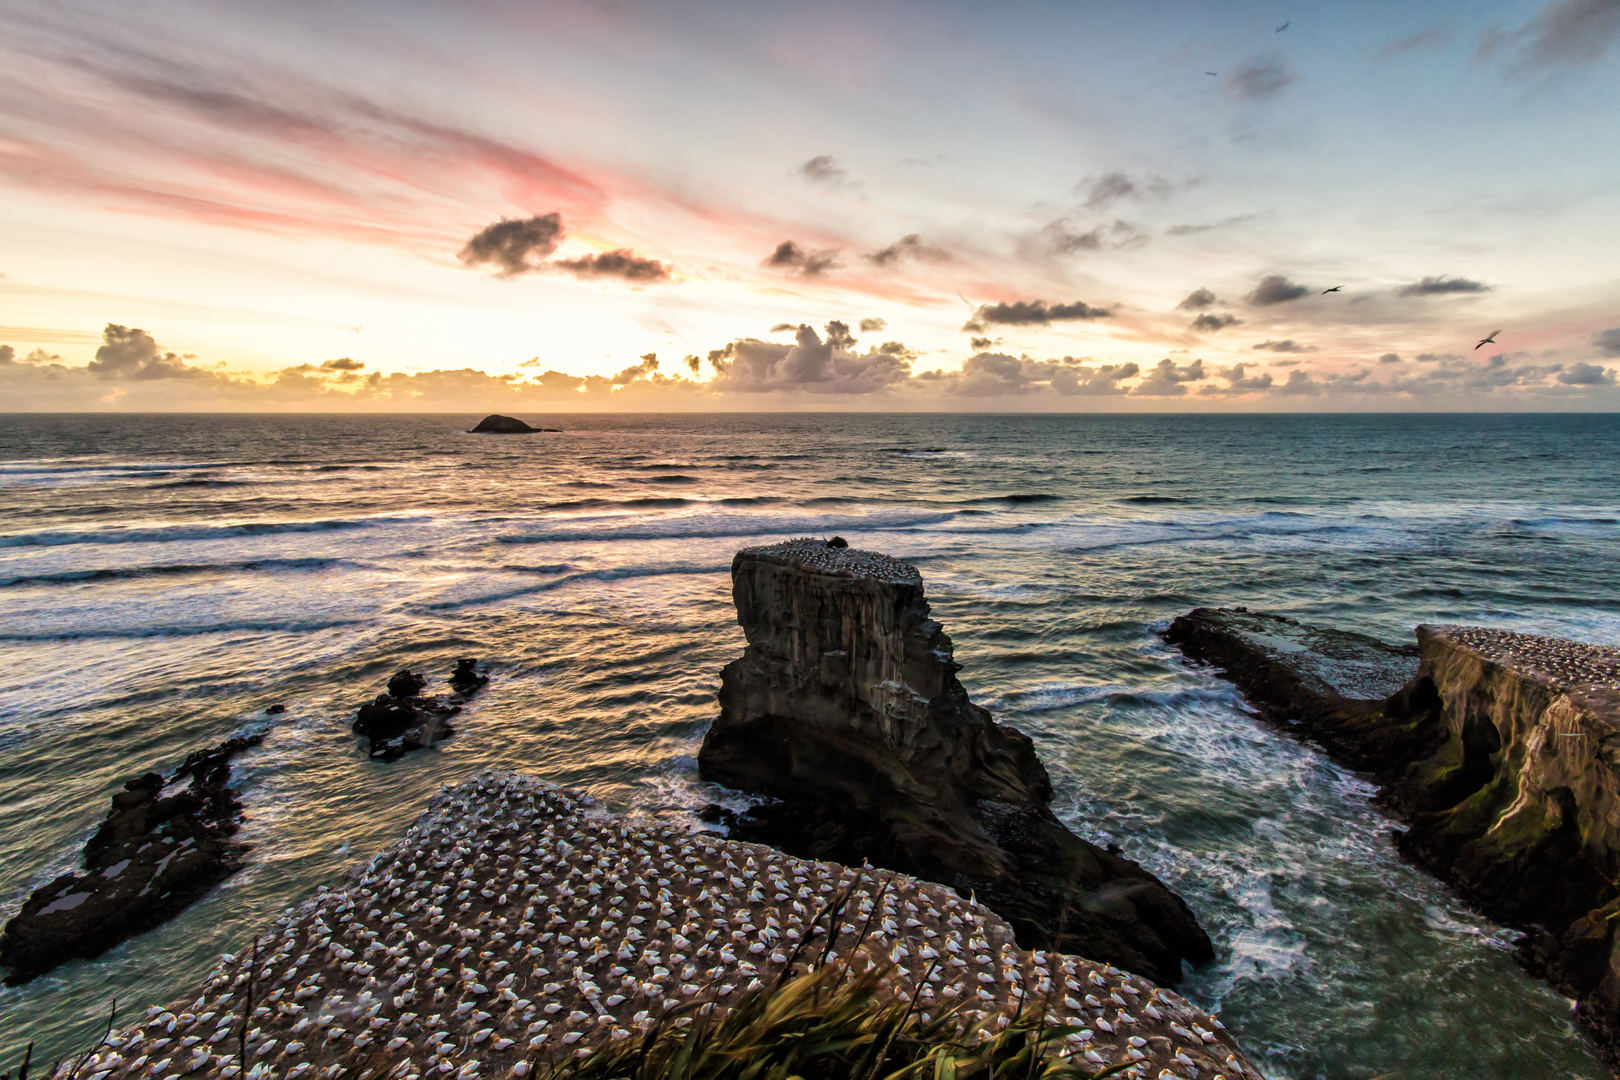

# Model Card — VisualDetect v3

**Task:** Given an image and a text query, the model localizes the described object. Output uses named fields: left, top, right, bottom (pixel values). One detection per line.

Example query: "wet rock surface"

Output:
left=1163, top=607, right=1432, bottom=770
left=1167, top=608, right=1620, bottom=1073
left=0, top=735, right=262, bottom=983
left=699, top=539, right=1214, bottom=987
left=78, top=770, right=1261, bottom=1080
left=353, top=659, right=489, bottom=762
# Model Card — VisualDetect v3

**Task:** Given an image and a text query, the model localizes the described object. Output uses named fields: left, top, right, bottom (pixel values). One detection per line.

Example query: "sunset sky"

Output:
left=2, top=0, right=1618, bottom=410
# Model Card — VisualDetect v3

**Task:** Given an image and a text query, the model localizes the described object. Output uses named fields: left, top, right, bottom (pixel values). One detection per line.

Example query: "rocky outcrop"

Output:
left=468, top=415, right=559, bottom=433
left=0, top=735, right=262, bottom=983
left=353, top=659, right=489, bottom=761
left=699, top=539, right=1214, bottom=986
left=1163, top=607, right=1432, bottom=771
left=1167, top=609, right=1620, bottom=1070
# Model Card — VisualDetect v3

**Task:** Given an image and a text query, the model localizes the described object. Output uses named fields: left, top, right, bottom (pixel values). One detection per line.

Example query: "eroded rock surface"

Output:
left=1167, top=608, right=1620, bottom=1070
left=699, top=539, right=1214, bottom=986
left=353, top=659, right=489, bottom=761
left=0, top=735, right=262, bottom=983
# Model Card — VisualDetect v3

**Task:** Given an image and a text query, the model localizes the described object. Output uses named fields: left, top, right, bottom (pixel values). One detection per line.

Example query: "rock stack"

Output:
left=699, top=539, right=1214, bottom=986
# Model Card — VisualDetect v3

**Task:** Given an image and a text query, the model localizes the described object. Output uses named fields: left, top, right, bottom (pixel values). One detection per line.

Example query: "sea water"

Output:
left=1, top=412, right=1617, bottom=1079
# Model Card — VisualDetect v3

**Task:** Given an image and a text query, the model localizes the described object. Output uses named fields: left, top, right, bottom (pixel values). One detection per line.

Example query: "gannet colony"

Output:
left=78, top=771, right=1258, bottom=1080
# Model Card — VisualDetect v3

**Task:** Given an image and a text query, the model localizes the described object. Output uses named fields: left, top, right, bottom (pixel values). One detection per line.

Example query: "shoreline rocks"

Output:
left=699, top=539, right=1214, bottom=987
left=353, top=659, right=489, bottom=761
left=0, top=735, right=262, bottom=984
left=1167, top=607, right=1620, bottom=1072
left=74, top=770, right=1261, bottom=1080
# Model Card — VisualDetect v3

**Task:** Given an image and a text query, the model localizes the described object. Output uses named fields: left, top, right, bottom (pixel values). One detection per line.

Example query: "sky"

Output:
left=2, top=0, right=1618, bottom=411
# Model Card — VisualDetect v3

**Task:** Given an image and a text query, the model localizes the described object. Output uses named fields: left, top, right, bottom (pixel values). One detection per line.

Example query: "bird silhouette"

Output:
left=1276, top=21, right=1290, bottom=32
left=1321, top=286, right=1342, bottom=294
left=1205, top=71, right=1218, bottom=76
left=1476, top=330, right=1501, bottom=350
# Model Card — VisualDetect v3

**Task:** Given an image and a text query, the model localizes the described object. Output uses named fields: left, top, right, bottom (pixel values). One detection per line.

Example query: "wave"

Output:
left=0, top=616, right=371, bottom=642
left=144, top=478, right=251, bottom=490
left=1119, top=495, right=1188, bottom=505
left=414, top=562, right=729, bottom=611
left=0, top=556, right=349, bottom=589
left=0, top=515, right=421, bottom=549
left=986, top=682, right=1239, bottom=714
left=494, top=509, right=958, bottom=546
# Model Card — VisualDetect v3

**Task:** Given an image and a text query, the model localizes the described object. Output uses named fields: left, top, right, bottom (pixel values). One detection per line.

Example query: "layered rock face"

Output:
left=1168, top=608, right=1620, bottom=1067
left=699, top=540, right=1214, bottom=986
left=0, top=735, right=260, bottom=982
left=1397, top=627, right=1620, bottom=1052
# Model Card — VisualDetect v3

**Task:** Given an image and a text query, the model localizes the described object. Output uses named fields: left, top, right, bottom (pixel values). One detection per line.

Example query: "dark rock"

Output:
left=1166, top=608, right=1620, bottom=1072
left=450, top=657, right=489, bottom=694
left=468, top=415, right=561, bottom=434
left=698, top=539, right=1214, bottom=986
left=826, top=536, right=848, bottom=548
left=353, top=660, right=491, bottom=761
left=1163, top=607, right=1432, bottom=770
left=0, top=735, right=262, bottom=983
left=265, top=703, right=286, bottom=715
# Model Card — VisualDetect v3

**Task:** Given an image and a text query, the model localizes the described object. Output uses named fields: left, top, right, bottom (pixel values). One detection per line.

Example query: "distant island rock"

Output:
left=468, top=414, right=560, bottom=434
left=0, top=734, right=262, bottom=983
left=699, top=538, right=1214, bottom=986
left=1167, top=606, right=1620, bottom=1071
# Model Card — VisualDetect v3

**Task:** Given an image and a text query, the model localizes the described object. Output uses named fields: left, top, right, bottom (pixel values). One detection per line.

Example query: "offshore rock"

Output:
left=1167, top=608, right=1620, bottom=1070
left=0, top=734, right=262, bottom=983
left=352, top=659, right=490, bottom=761
left=468, top=414, right=560, bottom=433
left=699, top=539, right=1214, bottom=986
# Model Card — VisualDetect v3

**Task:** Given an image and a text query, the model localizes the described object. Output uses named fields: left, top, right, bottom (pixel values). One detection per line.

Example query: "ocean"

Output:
left=2, top=412, right=1617, bottom=1079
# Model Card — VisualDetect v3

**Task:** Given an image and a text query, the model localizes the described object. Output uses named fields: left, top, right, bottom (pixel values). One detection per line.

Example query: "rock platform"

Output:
left=76, top=771, right=1261, bottom=1080
left=1, top=735, right=261, bottom=983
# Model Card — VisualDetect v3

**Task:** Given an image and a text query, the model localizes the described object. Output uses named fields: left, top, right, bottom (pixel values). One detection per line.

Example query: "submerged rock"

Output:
left=699, top=539, right=1214, bottom=986
left=1168, top=607, right=1620, bottom=1070
left=0, top=734, right=262, bottom=983
left=352, top=658, right=490, bottom=761
left=468, top=414, right=559, bottom=433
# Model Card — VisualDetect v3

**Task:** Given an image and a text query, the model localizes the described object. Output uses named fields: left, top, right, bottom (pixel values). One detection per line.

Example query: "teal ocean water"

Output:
left=2, top=413, right=1618, bottom=1079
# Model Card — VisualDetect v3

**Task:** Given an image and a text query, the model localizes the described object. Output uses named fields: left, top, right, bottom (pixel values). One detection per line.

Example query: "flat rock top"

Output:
left=1186, top=608, right=1418, bottom=701
left=86, top=770, right=1259, bottom=1080
left=1424, top=625, right=1620, bottom=721
left=740, top=538, right=922, bottom=586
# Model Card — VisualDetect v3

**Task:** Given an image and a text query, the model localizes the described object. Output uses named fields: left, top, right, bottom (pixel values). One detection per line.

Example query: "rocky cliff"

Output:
left=1168, top=608, right=1620, bottom=1069
left=1396, top=626, right=1620, bottom=1054
left=699, top=539, right=1214, bottom=986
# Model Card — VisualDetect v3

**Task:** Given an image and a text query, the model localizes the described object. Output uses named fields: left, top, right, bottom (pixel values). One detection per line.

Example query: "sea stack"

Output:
left=698, top=538, right=1214, bottom=986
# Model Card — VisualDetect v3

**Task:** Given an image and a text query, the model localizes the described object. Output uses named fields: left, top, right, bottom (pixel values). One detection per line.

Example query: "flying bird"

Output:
left=1276, top=21, right=1290, bottom=32
left=1475, top=330, right=1501, bottom=350
left=1205, top=71, right=1218, bottom=76
left=1321, top=286, right=1342, bottom=294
